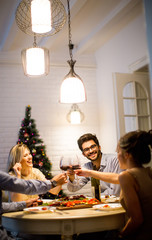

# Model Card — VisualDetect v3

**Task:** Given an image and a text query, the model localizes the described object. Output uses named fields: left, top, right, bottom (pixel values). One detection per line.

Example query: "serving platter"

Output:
left=41, top=195, right=100, bottom=210
left=56, top=204, right=94, bottom=210
left=93, top=203, right=122, bottom=211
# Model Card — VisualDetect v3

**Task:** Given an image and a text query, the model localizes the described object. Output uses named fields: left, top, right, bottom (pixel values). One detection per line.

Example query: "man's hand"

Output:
left=67, top=167, right=75, bottom=182
left=25, top=197, right=39, bottom=207
left=13, top=163, right=22, bottom=178
left=51, top=173, right=67, bottom=186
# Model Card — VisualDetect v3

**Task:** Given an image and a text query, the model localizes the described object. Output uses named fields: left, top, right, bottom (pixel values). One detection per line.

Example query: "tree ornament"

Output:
left=32, top=149, right=36, bottom=153
left=39, top=161, right=43, bottom=167
left=24, top=133, right=29, bottom=137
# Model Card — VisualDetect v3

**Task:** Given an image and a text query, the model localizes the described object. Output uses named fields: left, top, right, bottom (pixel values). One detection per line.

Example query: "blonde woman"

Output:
left=7, top=144, right=62, bottom=202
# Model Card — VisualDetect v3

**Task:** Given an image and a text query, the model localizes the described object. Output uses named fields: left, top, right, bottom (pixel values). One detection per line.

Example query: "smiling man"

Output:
left=67, top=133, right=121, bottom=196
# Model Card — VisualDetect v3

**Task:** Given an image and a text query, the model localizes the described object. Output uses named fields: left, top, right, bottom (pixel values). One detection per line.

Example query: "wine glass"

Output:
left=70, top=155, right=81, bottom=184
left=59, top=155, right=81, bottom=184
left=59, top=155, right=71, bottom=172
left=71, top=155, right=81, bottom=170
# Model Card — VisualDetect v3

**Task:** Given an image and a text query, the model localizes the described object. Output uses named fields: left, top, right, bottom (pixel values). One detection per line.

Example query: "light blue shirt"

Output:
left=0, top=171, right=52, bottom=239
left=0, top=171, right=51, bottom=215
left=67, top=153, right=122, bottom=196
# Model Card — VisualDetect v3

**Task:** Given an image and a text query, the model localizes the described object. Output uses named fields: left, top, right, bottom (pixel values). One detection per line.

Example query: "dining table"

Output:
left=2, top=204, right=126, bottom=240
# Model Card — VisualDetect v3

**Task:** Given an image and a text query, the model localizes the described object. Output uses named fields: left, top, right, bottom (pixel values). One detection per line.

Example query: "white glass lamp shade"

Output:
left=21, top=46, right=50, bottom=77
left=67, top=104, right=84, bottom=124
left=60, top=60, right=87, bottom=103
left=31, top=0, right=52, bottom=34
left=60, top=77, right=86, bottom=103
left=70, top=110, right=81, bottom=124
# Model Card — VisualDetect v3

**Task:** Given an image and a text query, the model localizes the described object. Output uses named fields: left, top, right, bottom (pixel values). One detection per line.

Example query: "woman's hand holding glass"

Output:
left=75, top=168, right=91, bottom=177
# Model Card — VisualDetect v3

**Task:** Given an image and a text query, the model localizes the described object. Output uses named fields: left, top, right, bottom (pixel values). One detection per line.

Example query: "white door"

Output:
left=113, top=72, right=151, bottom=140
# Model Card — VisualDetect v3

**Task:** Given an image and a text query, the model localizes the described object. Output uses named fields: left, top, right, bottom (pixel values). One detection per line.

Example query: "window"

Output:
left=113, top=72, right=151, bottom=139
left=123, top=81, right=150, bottom=132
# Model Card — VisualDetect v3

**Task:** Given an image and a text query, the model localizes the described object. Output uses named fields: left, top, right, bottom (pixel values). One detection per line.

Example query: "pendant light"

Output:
left=67, top=104, right=84, bottom=124
left=21, top=35, right=49, bottom=77
left=15, top=0, right=66, bottom=77
left=15, top=0, right=66, bottom=37
left=60, top=0, right=87, bottom=103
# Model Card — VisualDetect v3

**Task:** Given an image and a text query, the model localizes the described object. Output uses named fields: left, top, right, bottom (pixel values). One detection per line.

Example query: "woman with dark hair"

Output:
left=75, top=130, right=152, bottom=240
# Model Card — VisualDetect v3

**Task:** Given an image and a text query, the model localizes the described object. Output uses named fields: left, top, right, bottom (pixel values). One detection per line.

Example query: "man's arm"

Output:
left=1, top=198, right=39, bottom=214
left=1, top=202, right=26, bottom=214
left=0, top=171, right=51, bottom=195
left=67, top=176, right=89, bottom=192
left=67, top=162, right=91, bottom=192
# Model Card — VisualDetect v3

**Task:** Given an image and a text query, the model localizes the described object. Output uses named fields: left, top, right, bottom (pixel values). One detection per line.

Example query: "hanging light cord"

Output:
left=67, top=0, right=74, bottom=61
left=33, top=34, right=37, bottom=47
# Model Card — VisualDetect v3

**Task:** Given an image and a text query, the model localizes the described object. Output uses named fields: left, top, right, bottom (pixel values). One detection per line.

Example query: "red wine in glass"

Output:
left=59, top=156, right=71, bottom=172
left=71, top=164, right=81, bottom=170
left=60, top=165, right=70, bottom=171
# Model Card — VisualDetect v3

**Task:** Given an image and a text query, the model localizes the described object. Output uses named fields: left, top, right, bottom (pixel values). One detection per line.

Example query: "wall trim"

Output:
left=128, top=56, right=149, bottom=73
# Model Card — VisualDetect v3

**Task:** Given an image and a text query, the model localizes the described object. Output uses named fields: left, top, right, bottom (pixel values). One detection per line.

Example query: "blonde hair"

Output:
left=7, top=144, right=30, bottom=173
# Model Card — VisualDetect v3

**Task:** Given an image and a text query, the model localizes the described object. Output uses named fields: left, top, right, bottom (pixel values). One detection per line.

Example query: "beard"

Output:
left=86, top=149, right=101, bottom=162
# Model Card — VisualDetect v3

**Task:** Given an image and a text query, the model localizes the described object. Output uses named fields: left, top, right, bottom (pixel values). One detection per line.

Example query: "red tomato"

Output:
left=103, top=205, right=109, bottom=208
left=66, top=201, right=75, bottom=207
left=42, top=207, right=47, bottom=210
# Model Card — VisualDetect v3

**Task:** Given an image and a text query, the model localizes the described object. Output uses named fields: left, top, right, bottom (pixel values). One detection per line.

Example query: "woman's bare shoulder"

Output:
left=118, top=170, right=133, bottom=184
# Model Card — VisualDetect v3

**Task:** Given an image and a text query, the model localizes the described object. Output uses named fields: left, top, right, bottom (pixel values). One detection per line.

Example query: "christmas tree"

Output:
left=17, top=105, right=65, bottom=199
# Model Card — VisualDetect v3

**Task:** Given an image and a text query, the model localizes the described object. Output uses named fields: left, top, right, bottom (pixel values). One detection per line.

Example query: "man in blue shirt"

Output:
left=0, top=171, right=67, bottom=239
left=67, top=133, right=121, bottom=196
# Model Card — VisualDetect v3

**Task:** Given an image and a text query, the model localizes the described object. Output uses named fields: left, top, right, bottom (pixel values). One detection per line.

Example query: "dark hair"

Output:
left=77, top=133, right=99, bottom=151
left=119, top=130, right=152, bottom=165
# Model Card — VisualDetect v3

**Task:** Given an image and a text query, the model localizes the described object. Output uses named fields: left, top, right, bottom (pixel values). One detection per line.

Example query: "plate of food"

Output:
left=23, top=206, right=56, bottom=213
left=100, top=195, right=120, bottom=203
left=92, top=203, right=122, bottom=211
left=41, top=195, right=101, bottom=210
left=54, top=198, right=100, bottom=210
